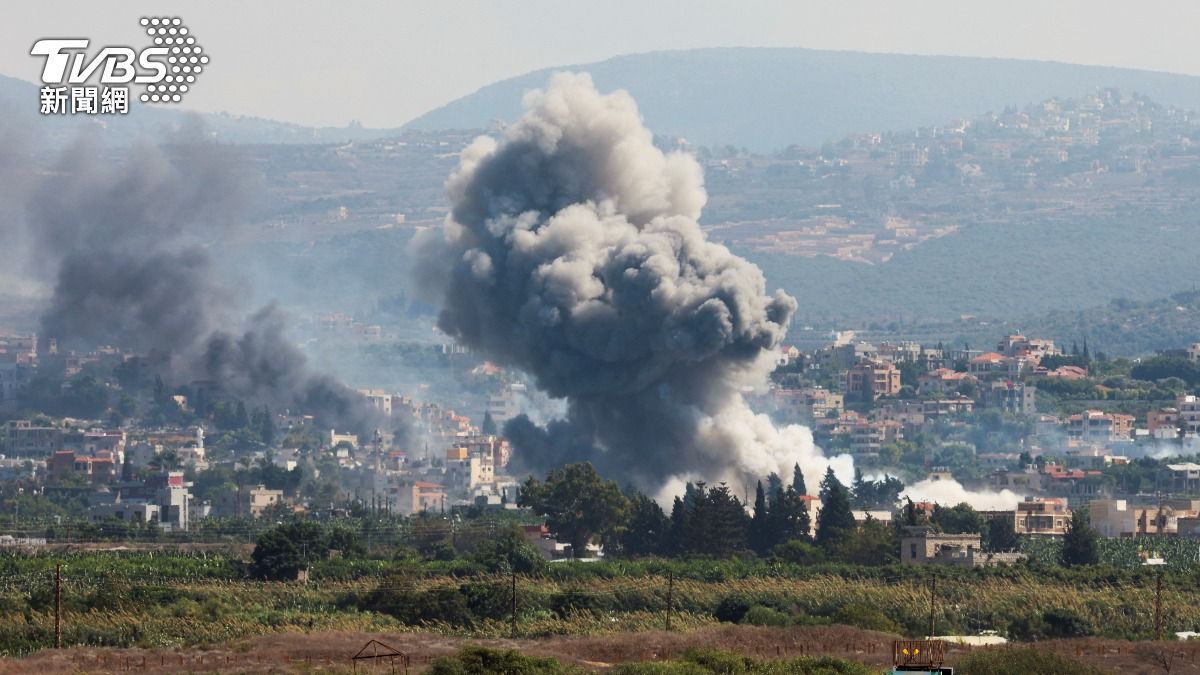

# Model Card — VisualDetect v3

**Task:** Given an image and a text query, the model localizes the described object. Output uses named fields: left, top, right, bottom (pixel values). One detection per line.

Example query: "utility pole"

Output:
left=1144, top=555, right=1166, bottom=641
left=928, top=576, right=937, bottom=638
left=665, top=571, right=674, bottom=631
left=54, top=564, right=62, bottom=649
left=1155, top=568, right=1164, bottom=641
left=510, top=568, right=517, bottom=638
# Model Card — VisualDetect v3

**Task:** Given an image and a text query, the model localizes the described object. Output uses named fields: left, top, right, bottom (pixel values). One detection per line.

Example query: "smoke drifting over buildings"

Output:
left=416, top=73, right=851, bottom=494
left=8, top=129, right=377, bottom=432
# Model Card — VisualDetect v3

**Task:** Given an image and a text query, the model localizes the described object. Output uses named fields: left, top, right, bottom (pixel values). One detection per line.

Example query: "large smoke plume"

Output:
left=8, top=128, right=378, bottom=432
left=415, top=73, right=851, bottom=494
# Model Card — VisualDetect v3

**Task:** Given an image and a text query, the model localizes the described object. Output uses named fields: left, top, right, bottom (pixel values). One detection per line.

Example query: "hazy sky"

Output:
left=6, top=0, right=1200, bottom=128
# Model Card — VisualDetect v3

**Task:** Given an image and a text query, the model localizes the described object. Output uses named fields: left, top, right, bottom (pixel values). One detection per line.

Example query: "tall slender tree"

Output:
left=816, top=467, right=855, bottom=548
left=1062, top=508, right=1099, bottom=567
left=791, top=463, right=808, bottom=495
left=749, top=481, right=771, bottom=555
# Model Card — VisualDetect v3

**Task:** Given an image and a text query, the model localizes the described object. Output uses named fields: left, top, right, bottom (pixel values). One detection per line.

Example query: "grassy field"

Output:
left=1, top=551, right=1198, bottom=657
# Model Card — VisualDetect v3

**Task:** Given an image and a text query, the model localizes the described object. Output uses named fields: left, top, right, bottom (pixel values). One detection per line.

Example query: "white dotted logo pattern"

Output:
left=138, top=17, right=207, bottom=104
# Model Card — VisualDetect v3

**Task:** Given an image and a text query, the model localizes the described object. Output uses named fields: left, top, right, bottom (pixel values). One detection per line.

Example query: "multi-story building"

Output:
left=1015, top=497, right=1071, bottom=537
left=1147, top=407, right=1181, bottom=439
left=814, top=341, right=878, bottom=372
left=771, top=387, right=844, bottom=422
left=211, top=485, right=285, bottom=518
left=996, top=335, right=1058, bottom=359
left=46, top=450, right=115, bottom=484
left=1090, top=499, right=1200, bottom=538
left=487, top=383, right=526, bottom=428
left=1177, top=395, right=1200, bottom=436
left=2, top=420, right=63, bottom=457
left=1162, top=463, right=1200, bottom=494
left=359, top=388, right=393, bottom=416
left=983, top=380, right=1037, bottom=415
left=399, top=481, right=445, bottom=515
left=916, top=368, right=976, bottom=396
left=843, top=360, right=901, bottom=402
left=1066, top=410, right=1135, bottom=442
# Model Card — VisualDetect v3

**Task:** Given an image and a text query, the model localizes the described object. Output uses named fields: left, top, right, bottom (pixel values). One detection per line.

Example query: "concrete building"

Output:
left=399, top=481, right=445, bottom=515
left=46, top=450, right=115, bottom=484
left=843, top=360, right=901, bottom=402
left=900, top=527, right=1023, bottom=567
left=90, top=500, right=160, bottom=525
left=916, top=368, right=976, bottom=396
left=487, top=382, right=526, bottom=428
left=771, top=387, right=844, bottom=422
left=1066, top=410, right=1135, bottom=442
left=2, top=420, right=62, bottom=457
left=329, top=430, right=359, bottom=449
left=1177, top=395, right=1200, bottom=436
left=1090, top=499, right=1200, bottom=538
left=1015, top=497, right=1071, bottom=537
left=359, top=388, right=393, bottom=416
left=212, top=484, right=285, bottom=518
left=984, top=380, right=1037, bottom=415
left=1162, top=463, right=1200, bottom=494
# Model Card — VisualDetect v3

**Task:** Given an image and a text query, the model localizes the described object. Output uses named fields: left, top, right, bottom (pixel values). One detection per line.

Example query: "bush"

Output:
left=956, top=647, right=1109, bottom=675
left=1042, top=607, right=1094, bottom=638
left=358, top=584, right=474, bottom=626
left=741, top=605, right=791, bottom=627
left=1008, top=607, right=1094, bottom=641
left=770, top=540, right=824, bottom=565
left=714, top=594, right=753, bottom=623
left=830, top=603, right=900, bottom=634
left=460, top=580, right=512, bottom=620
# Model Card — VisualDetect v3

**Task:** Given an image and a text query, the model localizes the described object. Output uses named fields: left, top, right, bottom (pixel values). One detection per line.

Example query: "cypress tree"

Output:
left=749, top=481, right=771, bottom=555
left=816, top=467, right=855, bottom=548
left=791, top=463, right=807, bottom=495
left=766, top=472, right=784, bottom=505
left=1062, top=508, right=1099, bottom=567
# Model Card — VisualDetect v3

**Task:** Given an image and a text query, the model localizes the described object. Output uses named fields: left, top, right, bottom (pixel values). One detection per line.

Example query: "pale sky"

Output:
left=6, top=0, right=1199, bottom=128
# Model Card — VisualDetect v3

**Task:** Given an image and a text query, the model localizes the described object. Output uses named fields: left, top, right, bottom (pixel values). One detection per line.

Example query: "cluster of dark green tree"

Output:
left=250, top=519, right=367, bottom=580
left=520, top=462, right=927, bottom=566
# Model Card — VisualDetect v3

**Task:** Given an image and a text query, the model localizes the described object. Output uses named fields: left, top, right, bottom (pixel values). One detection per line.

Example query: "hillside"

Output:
left=752, top=213, right=1200, bottom=326
left=1018, top=290, right=1200, bottom=357
left=404, top=47, right=1200, bottom=151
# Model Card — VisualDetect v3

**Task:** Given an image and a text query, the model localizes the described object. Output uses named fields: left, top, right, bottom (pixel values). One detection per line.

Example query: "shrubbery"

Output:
left=428, top=648, right=878, bottom=675
left=955, top=647, right=1108, bottom=675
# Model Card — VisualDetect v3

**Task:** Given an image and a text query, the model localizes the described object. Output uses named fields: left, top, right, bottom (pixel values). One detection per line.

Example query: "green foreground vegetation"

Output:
left=0, top=544, right=1195, bottom=658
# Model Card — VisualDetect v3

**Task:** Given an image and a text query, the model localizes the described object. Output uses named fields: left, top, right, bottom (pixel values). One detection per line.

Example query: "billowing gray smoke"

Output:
left=416, top=73, right=846, bottom=494
left=31, top=138, right=238, bottom=353
left=16, top=131, right=378, bottom=432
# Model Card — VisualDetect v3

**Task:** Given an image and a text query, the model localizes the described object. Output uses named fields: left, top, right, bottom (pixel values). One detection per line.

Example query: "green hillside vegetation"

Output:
left=755, top=213, right=1200, bottom=326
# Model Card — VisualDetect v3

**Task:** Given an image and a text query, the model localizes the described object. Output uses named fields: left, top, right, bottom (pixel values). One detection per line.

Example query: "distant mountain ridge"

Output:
left=404, top=47, right=1200, bottom=151
left=0, top=74, right=405, bottom=146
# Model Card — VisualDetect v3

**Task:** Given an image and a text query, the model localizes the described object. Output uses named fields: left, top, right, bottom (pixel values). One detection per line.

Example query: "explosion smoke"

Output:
left=416, top=73, right=851, bottom=494
left=12, top=129, right=379, bottom=432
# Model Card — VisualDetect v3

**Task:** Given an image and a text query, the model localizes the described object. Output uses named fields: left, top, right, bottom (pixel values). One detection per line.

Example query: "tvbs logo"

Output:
left=31, top=17, right=207, bottom=114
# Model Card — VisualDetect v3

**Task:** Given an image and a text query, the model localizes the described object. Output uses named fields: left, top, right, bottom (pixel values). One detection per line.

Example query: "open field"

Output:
left=2, top=625, right=1200, bottom=674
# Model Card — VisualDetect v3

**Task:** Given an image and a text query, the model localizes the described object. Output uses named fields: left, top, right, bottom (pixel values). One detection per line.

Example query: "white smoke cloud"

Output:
left=901, top=477, right=1024, bottom=511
